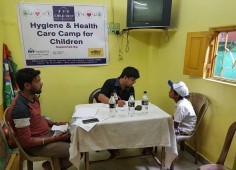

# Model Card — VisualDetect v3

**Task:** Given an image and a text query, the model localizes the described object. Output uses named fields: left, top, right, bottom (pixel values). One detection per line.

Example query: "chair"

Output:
left=198, top=122, right=236, bottom=170
left=89, top=88, right=101, bottom=103
left=3, top=107, right=60, bottom=170
left=176, top=92, right=209, bottom=164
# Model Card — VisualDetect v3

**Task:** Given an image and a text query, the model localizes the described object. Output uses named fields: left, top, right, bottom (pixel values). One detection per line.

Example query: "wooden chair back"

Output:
left=216, top=121, right=236, bottom=165
left=189, top=92, right=209, bottom=132
left=198, top=122, right=236, bottom=170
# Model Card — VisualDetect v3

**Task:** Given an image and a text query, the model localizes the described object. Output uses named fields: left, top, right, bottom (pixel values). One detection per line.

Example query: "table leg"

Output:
left=85, top=152, right=89, bottom=170
left=160, top=147, right=165, bottom=170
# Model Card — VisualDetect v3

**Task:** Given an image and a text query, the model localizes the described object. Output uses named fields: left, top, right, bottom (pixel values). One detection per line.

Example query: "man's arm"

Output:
left=98, top=93, right=126, bottom=107
left=12, top=107, right=69, bottom=148
left=173, top=106, right=184, bottom=129
left=45, top=118, right=54, bottom=127
left=174, top=121, right=180, bottom=128
left=98, top=78, right=126, bottom=107
left=98, top=93, right=109, bottom=104
left=44, top=118, right=68, bottom=126
left=98, top=79, right=112, bottom=104
left=172, top=115, right=180, bottom=128
left=38, top=131, right=70, bottom=145
left=15, top=126, right=70, bottom=147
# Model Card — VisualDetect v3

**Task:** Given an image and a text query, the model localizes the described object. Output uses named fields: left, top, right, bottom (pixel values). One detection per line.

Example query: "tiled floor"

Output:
left=24, top=148, right=201, bottom=170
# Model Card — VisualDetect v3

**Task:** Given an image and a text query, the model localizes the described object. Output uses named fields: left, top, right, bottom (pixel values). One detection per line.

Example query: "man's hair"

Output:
left=119, top=66, right=140, bottom=79
left=16, top=68, right=41, bottom=90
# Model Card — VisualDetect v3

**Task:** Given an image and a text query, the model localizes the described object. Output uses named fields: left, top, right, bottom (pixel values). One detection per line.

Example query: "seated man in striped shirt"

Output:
left=8, top=68, right=72, bottom=170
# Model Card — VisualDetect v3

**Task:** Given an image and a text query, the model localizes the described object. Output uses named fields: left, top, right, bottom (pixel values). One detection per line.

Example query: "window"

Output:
left=212, top=31, right=236, bottom=80
left=183, top=25, right=236, bottom=85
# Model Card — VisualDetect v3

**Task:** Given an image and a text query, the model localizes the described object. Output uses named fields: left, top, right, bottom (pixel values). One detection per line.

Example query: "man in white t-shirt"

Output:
left=168, top=80, right=196, bottom=135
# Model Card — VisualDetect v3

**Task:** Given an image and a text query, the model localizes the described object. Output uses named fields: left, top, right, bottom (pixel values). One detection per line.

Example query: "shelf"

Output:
left=122, top=27, right=177, bottom=33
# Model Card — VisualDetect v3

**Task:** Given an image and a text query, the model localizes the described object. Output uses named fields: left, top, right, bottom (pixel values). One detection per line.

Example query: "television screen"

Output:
left=127, top=0, right=172, bottom=28
left=133, top=0, right=163, bottom=22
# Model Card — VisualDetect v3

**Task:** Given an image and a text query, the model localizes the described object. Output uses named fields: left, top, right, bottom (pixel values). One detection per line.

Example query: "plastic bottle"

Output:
left=142, top=91, right=149, bottom=114
left=128, top=93, right=135, bottom=116
left=113, top=90, right=118, bottom=111
left=109, top=93, right=116, bottom=117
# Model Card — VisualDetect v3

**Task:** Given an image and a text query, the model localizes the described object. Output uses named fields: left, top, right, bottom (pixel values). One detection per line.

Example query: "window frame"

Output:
left=183, top=25, right=236, bottom=85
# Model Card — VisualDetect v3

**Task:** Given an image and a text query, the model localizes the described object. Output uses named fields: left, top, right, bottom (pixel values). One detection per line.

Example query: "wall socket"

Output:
left=108, top=22, right=120, bottom=34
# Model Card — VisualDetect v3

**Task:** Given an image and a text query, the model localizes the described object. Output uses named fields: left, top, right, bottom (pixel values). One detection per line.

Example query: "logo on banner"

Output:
left=53, top=6, right=75, bottom=21
left=75, top=11, right=102, bottom=18
left=22, top=9, right=52, bottom=17
left=28, top=48, right=35, bottom=53
left=27, top=48, right=49, bottom=57
left=88, top=48, right=104, bottom=57
left=34, top=9, right=42, bottom=17
left=85, top=11, right=92, bottom=18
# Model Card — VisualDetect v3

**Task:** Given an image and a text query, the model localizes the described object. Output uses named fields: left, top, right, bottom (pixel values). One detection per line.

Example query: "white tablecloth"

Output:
left=69, top=102, right=178, bottom=169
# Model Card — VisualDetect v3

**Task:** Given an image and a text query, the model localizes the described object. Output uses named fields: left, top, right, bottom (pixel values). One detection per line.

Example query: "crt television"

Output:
left=126, top=0, right=172, bottom=29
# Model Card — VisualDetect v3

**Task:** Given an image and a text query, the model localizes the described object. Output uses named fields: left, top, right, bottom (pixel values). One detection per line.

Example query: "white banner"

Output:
left=18, top=3, right=108, bottom=67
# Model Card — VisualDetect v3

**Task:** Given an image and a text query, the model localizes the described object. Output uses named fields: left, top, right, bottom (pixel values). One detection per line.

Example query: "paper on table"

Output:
left=72, top=108, right=98, bottom=118
left=51, top=124, right=68, bottom=136
left=72, top=117, right=107, bottom=132
left=72, top=119, right=96, bottom=132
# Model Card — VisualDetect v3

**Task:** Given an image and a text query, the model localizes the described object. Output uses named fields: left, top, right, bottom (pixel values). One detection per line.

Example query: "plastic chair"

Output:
left=176, top=92, right=209, bottom=164
left=3, top=107, right=60, bottom=170
left=198, top=121, right=236, bottom=170
left=88, top=88, right=101, bottom=103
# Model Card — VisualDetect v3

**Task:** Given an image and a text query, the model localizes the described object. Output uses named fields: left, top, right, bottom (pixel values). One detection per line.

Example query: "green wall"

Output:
left=0, top=0, right=235, bottom=168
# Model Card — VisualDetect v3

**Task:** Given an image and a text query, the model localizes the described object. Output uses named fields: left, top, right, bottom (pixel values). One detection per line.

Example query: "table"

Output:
left=69, top=101, right=178, bottom=169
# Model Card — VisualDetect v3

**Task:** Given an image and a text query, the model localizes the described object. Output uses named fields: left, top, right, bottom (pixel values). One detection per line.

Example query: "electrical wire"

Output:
left=125, top=30, right=130, bottom=53
left=163, top=30, right=170, bottom=42
left=116, top=35, right=124, bottom=60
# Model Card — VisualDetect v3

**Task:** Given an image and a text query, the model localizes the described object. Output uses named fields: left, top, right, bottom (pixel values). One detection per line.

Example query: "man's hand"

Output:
left=118, top=100, right=126, bottom=107
left=54, top=131, right=70, bottom=142
left=54, top=122, right=69, bottom=125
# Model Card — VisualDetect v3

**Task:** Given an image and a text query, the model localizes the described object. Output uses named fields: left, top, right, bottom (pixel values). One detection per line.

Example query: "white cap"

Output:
left=168, top=80, right=189, bottom=97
